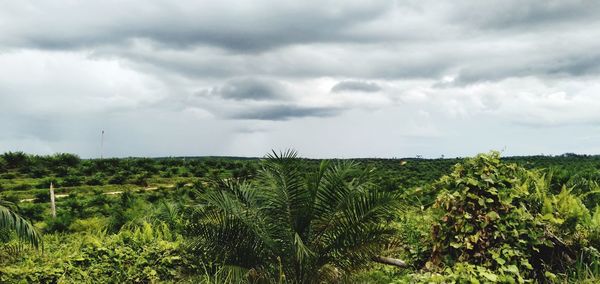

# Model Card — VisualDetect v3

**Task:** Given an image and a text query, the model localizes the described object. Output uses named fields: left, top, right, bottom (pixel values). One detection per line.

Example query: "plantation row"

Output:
left=1, top=151, right=599, bottom=283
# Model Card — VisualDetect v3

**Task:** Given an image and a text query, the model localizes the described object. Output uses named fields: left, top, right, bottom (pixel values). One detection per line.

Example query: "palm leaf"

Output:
left=187, top=150, right=401, bottom=283
left=0, top=204, right=42, bottom=249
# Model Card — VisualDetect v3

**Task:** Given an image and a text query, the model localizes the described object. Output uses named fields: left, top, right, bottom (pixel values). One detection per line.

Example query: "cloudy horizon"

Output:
left=2, top=1, right=600, bottom=159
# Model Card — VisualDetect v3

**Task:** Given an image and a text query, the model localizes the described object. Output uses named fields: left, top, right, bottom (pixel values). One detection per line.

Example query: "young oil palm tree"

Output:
left=0, top=199, right=42, bottom=249
left=188, top=150, right=401, bottom=283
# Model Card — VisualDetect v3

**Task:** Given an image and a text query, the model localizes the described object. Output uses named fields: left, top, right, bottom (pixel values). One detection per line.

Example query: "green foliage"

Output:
left=33, top=189, right=51, bottom=203
left=62, top=174, right=84, bottom=187
left=551, top=186, right=591, bottom=233
left=3, top=150, right=600, bottom=282
left=419, top=152, right=600, bottom=283
left=108, top=171, right=130, bottom=185
left=0, top=222, right=190, bottom=283
left=408, top=262, right=523, bottom=283
left=429, top=152, right=549, bottom=281
left=0, top=200, right=42, bottom=249
left=188, top=150, right=401, bottom=283
left=2, top=152, right=29, bottom=169
left=45, top=212, right=75, bottom=233
left=85, top=173, right=105, bottom=186
left=68, top=217, right=109, bottom=233
left=391, top=208, right=434, bottom=267
left=589, top=207, right=600, bottom=249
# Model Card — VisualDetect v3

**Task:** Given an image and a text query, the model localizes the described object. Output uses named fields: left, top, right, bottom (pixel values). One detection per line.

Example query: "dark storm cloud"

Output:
left=6, top=0, right=597, bottom=84
left=452, top=52, right=600, bottom=85
left=331, top=80, right=381, bottom=93
left=214, top=78, right=285, bottom=101
left=447, top=0, right=600, bottom=30
left=0, top=1, right=391, bottom=52
left=230, top=105, right=341, bottom=121
left=3, top=0, right=600, bottom=84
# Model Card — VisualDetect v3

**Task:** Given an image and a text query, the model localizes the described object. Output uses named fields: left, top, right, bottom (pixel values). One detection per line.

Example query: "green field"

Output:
left=1, top=151, right=599, bottom=283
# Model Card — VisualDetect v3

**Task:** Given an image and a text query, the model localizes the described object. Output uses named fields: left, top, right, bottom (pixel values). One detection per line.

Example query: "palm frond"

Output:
left=186, top=150, right=400, bottom=282
left=190, top=178, right=279, bottom=269
left=0, top=204, right=42, bottom=249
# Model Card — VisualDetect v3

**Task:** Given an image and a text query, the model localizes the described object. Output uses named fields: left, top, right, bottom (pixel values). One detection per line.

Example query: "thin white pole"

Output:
left=101, top=130, right=104, bottom=159
left=50, top=182, right=56, bottom=218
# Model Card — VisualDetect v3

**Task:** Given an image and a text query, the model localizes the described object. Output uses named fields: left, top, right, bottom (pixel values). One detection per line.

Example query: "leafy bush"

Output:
left=1, top=173, right=17, bottom=180
left=8, top=183, right=32, bottom=191
left=392, top=208, right=434, bottom=267
left=428, top=152, right=551, bottom=281
left=0, top=223, right=190, bottom=283
left=108, top=171, right=130, bottom=185
left=2, top=152, right=29, bottom=169
left=36, top=177, right=59, bottom=189
left=62, top=174, right=83, bottom=187
left=85, top=174, right=105, bottom=186
left=552, top=186, right=591, bottom=233
left=590, top=207, right=600, bottom=249
left=409, top=262, right=524, bottom=283
left=45, top=212, right=75, bottom=233
left=68, top=217, right=108, bottom=233
left=33, top=190, right=51, bottom=203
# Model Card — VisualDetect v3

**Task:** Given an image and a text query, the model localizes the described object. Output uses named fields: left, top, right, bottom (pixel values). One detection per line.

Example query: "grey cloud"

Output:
left=0, top=1, right=392, bottom=52
left=230, top=105, right=341, bottom=121
left=105, top=43, right=456, bottom=81
left=453, top=52, right=600, bottom=85
left=447, top=1, right=600, bottom=30
left=72, top=1, right=600, bottom=84
left=214, top=78, right=285, bottom=101
left=331, top=80, right=381, bottom=93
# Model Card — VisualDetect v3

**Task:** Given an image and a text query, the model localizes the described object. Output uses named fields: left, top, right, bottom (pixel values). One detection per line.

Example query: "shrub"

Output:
left=428, top=152, right=549, bottom=281
left=36, top=178, right=59, bottom=189
left=85, top=174, right=104, bottom=186
left=45, top=213, right=75, bottom=233
left=69, top=217, right=108, bottom=233
left=590, top=207, right=600, bottom=249
left=108, top=172, right=129, bottom=185
left=2, top=152, right=29, bottom=169
left=33, top=190, right=51, bottom=203
left=393, top=208, right=434, bottom=268
left=62, top=175, right=83, bottom=187
left=0, top=223, right=190, bottom=283
left=8, top=183, right=32, bottom=191
left=409, top=262, right=522, bottom=283
left=1, top=173, right=17, bottom=180
left=132, top=174, right=149, bottom=187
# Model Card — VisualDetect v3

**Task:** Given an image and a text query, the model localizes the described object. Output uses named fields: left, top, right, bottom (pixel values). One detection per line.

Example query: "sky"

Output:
left=2, top=0, right=600, bottom=158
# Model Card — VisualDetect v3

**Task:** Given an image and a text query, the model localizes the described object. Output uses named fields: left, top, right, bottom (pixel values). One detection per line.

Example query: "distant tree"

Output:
left=86, top=174, right=105, bottom=186
left=2, top=152, right=29, bottom=169
left=0, top=157, right=7, bottom=173
left=62, top=174, right=83, bottom=187
left=108, top=171, right=130, bottom=185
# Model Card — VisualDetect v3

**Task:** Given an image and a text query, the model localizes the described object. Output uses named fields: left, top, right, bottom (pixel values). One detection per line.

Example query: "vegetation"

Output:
left=0, top=150, right=599, bottom=283
left=188, top=150, right=400, bottom=282
left=0, top=200, right=41, bottom=249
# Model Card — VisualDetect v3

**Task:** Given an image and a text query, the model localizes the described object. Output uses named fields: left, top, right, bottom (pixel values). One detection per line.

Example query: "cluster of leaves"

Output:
left=0, top=196, right=42, bottom=249
left=413, top=152, right=600, bottom=283
left=0, top=222, right=191, bottom=283
left=187, top=150, right=401, bottom=283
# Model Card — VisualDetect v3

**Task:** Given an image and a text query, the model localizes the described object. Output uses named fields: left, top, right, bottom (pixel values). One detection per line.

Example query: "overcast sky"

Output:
left=2, top=1, right=600, bottom=158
